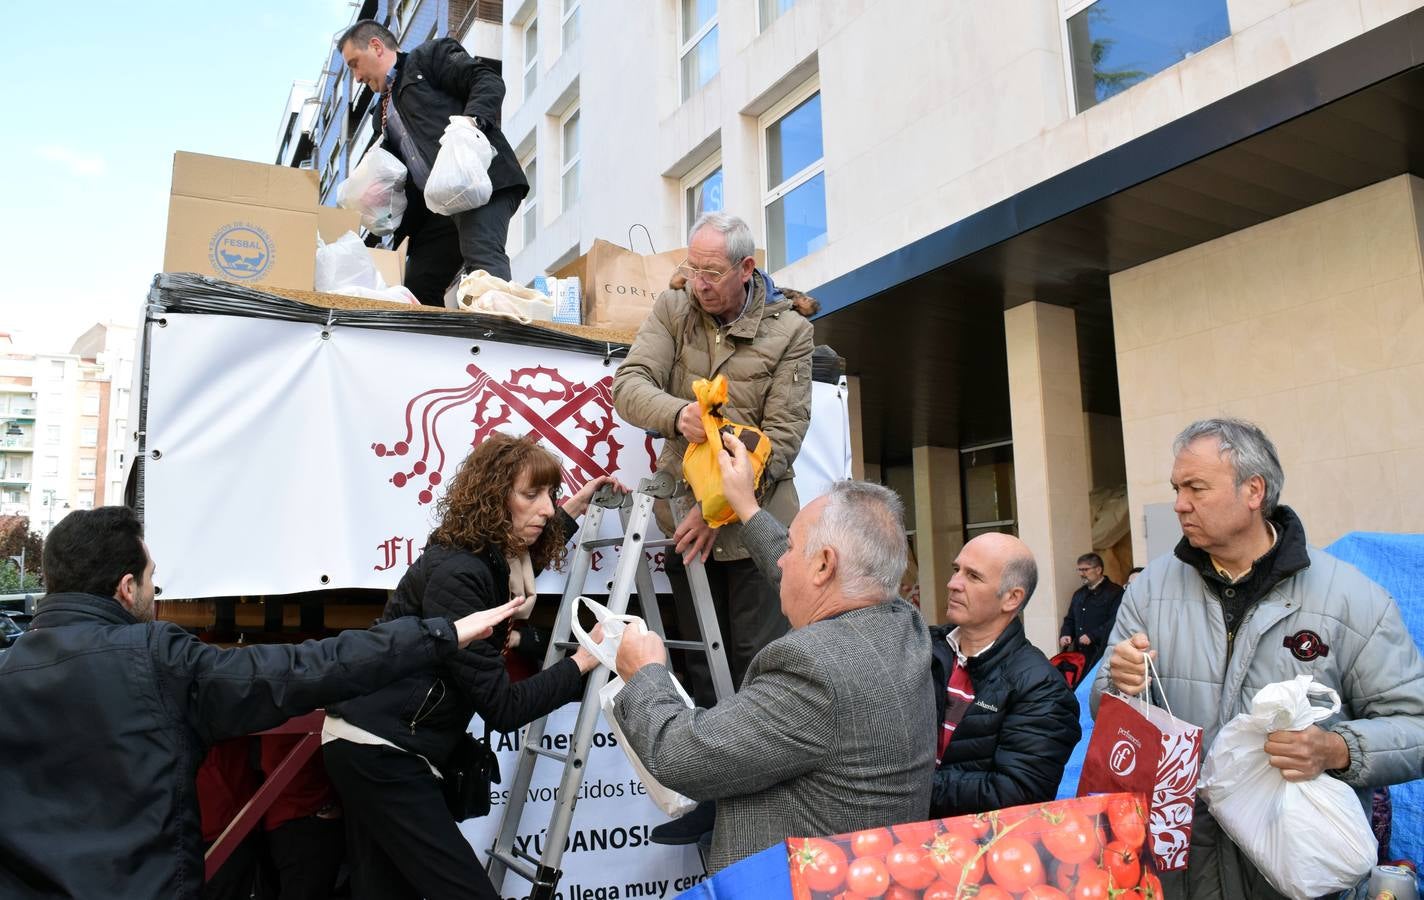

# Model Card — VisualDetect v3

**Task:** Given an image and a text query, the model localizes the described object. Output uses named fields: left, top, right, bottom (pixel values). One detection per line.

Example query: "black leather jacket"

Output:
left=928, top=617, right=1081, bottom=816
left=0, top=592, right=459, bottom=898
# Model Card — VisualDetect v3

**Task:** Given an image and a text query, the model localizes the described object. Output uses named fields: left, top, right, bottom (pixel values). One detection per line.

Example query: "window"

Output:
left=521, top=156, right=539, bottom=246
left=82, top=395, right=100, bottom=416
left=46, top=425, right=59, bottom=444
left=561, top=108, right=581, bottom=213
left=683, top=155, right=724, bottom=233
left=49, top=360, right=65, bottom=378
left=761, top=84, right=826, bottom=270
left=759, top=0, right=795, bottom=31
left=960, top=442, right=1017, bottom=541
left=2, top=490, right=19, bottom=504
left=679, top=0, right=718, bottom=102
left=81, top=427, right=98, bottom=447
left=1065, top=0, right=1230, bottom=112
left=523, top=19, right=539, bottom=98
left=77, top=490, right=94, bottom=510
left=79, top=457, right=96, bottom=479
left=42, top=456, right=58, bottom=477
left=561, top=0, right=580, bottom=50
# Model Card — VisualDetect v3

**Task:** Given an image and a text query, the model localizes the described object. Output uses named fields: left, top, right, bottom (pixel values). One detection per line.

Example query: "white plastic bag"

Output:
left=424, top=116, right=495, bottom=216
left=569, top=597, right=698, bottom=818
left=1199, top=676, right=1376, bottom=899
left=315, top=232, right=382, bottom=293
left=336, top=145, right=407, bottom=235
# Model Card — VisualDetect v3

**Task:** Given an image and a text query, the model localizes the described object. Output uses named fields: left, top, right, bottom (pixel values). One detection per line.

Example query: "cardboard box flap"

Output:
left=171, top=152, right=317, bottom=212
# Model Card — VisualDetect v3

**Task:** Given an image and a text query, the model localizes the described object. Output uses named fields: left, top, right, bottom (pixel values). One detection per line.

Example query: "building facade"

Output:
left=0, top=325, right=136, bottom=535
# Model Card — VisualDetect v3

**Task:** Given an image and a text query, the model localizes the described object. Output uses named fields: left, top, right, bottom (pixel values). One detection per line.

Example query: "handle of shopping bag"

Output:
left=627, top=223, right=657, bottom=255
left=1303, top=680, right=1342, bottom=722
left=568, top=596, right=642, bottom=671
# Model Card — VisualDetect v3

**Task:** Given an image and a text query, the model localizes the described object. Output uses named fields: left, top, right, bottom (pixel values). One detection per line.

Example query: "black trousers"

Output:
left=266, top=815, right=344, bottom=900
left=322, top=740, right=498, bottom=900
left=402, top=187, right=524, bottom=307
left=665, top=555, right=788, bottom=709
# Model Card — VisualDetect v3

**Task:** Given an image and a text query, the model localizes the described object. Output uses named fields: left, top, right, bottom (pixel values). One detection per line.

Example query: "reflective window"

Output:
left=522, top=157, right=538, bottom=246
left=562, top=0, right=580, bottom=50
left=759, top=0, right=795, bottom=31
left=561, top=110, right=580, bottom=212
left=523, top=19, right=538, bottom=98
left=763, top=89, right=826, bottom=270
left=686, top=165, right=723, bottom=233
left=680, top=0, right=718, bottom=101
left=1067, top=0, right=1230, bottom=111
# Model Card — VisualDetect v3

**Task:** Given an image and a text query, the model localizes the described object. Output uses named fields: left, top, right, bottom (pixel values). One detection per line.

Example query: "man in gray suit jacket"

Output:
left=613, top=464, right=936, bottom=872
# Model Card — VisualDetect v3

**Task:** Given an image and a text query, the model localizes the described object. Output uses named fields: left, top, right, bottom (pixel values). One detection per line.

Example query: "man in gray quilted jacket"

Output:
left=1096, top=418, right=1424, bottom=899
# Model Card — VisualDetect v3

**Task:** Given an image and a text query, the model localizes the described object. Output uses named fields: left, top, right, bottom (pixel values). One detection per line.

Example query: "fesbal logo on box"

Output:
left=209, top=222, right=275, bottom=280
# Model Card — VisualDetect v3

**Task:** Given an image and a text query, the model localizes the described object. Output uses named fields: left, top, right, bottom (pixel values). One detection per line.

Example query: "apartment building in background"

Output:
left=285, top=0, right=1424, bottom=651
left=0, top=325, right=136, bottom=535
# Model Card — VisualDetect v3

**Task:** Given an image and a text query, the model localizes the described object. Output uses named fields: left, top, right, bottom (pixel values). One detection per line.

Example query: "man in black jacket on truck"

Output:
left=0, top=506, right=520, bottom=899
left=340, top=20, right=529, bottom=305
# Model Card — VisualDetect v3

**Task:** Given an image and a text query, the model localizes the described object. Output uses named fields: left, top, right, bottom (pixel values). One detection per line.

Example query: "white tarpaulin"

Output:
left=142, top=313, right=851, bottom=600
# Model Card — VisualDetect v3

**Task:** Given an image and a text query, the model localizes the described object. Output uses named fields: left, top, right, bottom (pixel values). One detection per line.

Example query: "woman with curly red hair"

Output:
left=323, top=432, right=617, bottom=900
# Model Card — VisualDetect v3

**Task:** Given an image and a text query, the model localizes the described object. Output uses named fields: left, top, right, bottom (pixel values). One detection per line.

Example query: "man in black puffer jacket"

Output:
left=928, top=533, right=1081, bottom=817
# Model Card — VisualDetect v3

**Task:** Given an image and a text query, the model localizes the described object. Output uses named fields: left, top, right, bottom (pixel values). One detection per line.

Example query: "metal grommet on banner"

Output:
left=150, top=450, right=163, bottom=461
left=603, top=343, right=613, bottom=367
left=319, top=574, right=330, bottom=585
left=470, top=345, right=481, bottom=355
left=321, top=309, right=335, bottom=341
left=157, top=318, right=168, bottom=328
left=321, top=331, right=331, bottom=341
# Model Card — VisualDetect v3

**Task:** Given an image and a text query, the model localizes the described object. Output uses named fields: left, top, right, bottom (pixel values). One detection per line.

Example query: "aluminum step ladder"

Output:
left=486, top=471, right=735, bottom=900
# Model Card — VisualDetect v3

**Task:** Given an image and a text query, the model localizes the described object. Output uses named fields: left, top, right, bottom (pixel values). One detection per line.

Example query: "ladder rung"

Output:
left=663, top=639, right=716, bottom=652
left=527, top=745, right=570, bottom=764
left=512, top=845, right=542, bottom=867
left=553, top=640, right=578, bottom=651
left=489, top=848, right=538, bottom=884
left=582, top=537, right=627, bottom=550
left=642, top=538, right=675, bottom=549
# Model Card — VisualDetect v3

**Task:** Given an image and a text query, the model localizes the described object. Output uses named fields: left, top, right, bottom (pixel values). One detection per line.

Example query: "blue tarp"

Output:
left=1056, top=532, right=1424, bottom=865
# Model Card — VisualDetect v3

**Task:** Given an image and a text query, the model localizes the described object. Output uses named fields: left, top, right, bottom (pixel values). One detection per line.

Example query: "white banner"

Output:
left=143, top=313, right=850, bottom=600
left=464, top=704, right=711, bottom=900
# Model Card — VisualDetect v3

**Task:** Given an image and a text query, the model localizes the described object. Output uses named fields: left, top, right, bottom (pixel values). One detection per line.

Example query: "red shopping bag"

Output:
left=1079, top=687, right=1203, bottom=872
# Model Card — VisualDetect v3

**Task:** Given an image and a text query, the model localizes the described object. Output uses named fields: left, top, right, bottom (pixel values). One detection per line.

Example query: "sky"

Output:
left=1, top=1, right=355, bottom=354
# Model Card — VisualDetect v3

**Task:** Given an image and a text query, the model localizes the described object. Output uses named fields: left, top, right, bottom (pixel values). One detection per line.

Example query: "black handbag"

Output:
left=440, top=726, right=501, bottom=821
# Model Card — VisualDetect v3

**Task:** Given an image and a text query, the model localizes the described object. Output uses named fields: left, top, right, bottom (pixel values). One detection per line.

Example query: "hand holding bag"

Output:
left=569, top=597, right=698, bottom=818
left=1199, top=675, right=1376, bottom=899
left=1080, top=653, right=1203, bottom=872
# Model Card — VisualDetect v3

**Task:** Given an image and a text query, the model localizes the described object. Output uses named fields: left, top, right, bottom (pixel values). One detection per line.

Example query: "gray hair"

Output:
left=999, top=553, right=1038, bottom=611
left=1173, top=418, right=1284, bottom=514
left=689, top=212, right=755, bottom=266
left=802, top=481, right=907, bottom=602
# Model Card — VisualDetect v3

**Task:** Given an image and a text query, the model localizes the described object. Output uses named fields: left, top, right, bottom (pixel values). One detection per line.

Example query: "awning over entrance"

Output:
left=813, top=11, right=1424, bottom=464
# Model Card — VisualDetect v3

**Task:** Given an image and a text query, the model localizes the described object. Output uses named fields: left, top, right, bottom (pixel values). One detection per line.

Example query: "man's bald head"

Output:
left=965, top=532, right=1038, bottom=610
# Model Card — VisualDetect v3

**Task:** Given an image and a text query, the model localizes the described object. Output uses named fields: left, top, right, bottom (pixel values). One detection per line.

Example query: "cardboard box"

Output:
left=316, top=206, right=362, bottom=244
left=369, top=247, right=403, bottom=288
left=163, top=152, right=319, bottom=291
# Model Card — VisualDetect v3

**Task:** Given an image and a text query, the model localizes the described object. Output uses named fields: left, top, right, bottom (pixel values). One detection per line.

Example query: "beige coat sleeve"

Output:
left=759, top=318, right=815, bottom=485
left=611, top=291, right=687, bottom=440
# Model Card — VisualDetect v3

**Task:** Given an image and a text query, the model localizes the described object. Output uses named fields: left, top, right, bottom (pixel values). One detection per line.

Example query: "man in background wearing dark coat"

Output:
left=928, top=533, right=1081, bottom=817
left=1057, top=551, right=1125, bottom=670
left=340, top=20, right=528, bottom=305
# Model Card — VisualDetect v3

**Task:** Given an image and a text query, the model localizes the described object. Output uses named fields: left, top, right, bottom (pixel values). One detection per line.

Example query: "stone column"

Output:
left=1004, top=302, right=1094, bottom=653
left=912, top=445, right=964, bottom=627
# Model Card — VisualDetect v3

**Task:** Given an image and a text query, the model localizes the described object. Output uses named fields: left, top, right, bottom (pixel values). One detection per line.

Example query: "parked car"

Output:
left=0, top=611, right=27, bottom=648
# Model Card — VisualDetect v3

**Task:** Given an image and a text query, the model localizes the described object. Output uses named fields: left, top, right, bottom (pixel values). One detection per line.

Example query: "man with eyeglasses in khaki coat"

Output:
left=611, top=211, right=815, bottom=845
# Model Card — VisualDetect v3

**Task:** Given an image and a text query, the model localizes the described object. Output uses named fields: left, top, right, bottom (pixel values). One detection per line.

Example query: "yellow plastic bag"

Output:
left=682, top=375, right=773, bottom=527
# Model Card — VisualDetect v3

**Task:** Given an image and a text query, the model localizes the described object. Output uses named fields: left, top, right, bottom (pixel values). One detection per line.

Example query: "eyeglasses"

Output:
left=674, top=258, right=747, bottom=285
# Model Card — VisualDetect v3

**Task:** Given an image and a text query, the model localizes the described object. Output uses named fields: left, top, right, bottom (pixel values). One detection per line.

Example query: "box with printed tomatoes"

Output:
left=785, top=793, right=1163, bottom=900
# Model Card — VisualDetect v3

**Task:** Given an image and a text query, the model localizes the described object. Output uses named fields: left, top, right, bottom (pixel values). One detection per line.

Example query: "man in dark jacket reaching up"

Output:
left=928, top=533, right=1081, bottom=817
left=0, top=506, right=521, bottom=899
left=340, top=20, right=528, bottom=305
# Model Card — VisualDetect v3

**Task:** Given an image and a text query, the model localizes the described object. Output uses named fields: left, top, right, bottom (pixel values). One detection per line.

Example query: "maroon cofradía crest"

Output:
left=373, top=362, right=650, bottom=504
left=1283, top=629, right=1330, bottom=662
